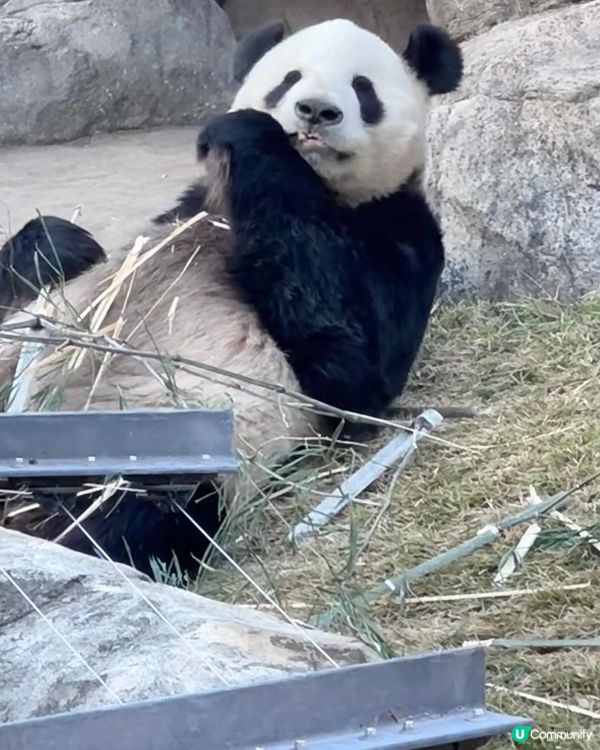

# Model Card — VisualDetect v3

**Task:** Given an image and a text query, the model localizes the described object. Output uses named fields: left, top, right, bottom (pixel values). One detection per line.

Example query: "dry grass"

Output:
left=2, top=264, right=598, bottom=745
left=195, top=294, right=600, bottom=749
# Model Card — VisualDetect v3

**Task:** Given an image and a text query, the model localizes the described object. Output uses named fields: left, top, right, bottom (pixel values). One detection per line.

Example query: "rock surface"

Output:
left=426, top=0, right=600, bottom=300
left=0, top=0, right=235, bottom=146
left=426, top=0, right=586, bottom=41
left=0, top=528, right=374, bottom=724
left=221, top=0, right=429, bottom=51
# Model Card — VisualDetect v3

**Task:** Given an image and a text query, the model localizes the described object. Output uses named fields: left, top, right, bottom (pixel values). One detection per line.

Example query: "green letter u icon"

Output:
left=512, top=726, right=532, bottom=743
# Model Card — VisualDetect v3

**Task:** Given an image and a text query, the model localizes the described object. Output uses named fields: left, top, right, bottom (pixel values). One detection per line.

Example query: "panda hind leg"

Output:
left=5, top=482, right=225, bottom=580
left=0, top=216, right=106, bottom=314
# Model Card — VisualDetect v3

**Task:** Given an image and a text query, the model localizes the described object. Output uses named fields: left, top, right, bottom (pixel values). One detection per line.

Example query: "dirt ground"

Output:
left=0, top=126, right=200, bottom=253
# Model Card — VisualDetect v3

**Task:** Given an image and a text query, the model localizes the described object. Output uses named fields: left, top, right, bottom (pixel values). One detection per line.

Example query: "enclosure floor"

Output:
left=0, top=126, right=199, bottom=252
left=196, top=297, right=600, bottom=750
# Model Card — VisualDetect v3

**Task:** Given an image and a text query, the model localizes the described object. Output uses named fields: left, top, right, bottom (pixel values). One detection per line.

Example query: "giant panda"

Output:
left=0, top=18, right=462, bottom=577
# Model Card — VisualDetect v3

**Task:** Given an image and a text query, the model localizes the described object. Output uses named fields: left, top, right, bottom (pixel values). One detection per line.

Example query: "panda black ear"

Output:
left=402, top=24, right=463, bottom=95
left=233, top=21, right=287, bottom=83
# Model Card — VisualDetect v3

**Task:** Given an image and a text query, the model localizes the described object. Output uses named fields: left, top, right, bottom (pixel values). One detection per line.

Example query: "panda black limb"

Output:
left=0, top=216, right=106, bottom=319
left=199, top=109, right=444, bottom=431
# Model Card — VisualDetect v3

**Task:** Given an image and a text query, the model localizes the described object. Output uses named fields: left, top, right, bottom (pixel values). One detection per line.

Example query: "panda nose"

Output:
left=295, top=98, right=343, bottom=126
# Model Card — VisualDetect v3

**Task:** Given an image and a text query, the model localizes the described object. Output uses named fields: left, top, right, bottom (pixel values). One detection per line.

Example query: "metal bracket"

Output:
left=0, top=409, right=238, bottom=487
left=0, top=647, right=529, bottom=750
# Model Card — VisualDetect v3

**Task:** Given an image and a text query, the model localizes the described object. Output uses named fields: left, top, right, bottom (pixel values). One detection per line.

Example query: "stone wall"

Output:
left=426, top=0, right=600, bottom=299
left=0, top=0, right=235, bottom=146
left=426, top=0, right=587, bottom=41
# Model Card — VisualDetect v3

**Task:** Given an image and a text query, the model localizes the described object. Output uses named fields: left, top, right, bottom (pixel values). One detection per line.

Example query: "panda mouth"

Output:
left=293, top=131, right=328, bottom=151
left=290, top=131, right=350, bottom=160
left=296, top=132, right=324, bottom=145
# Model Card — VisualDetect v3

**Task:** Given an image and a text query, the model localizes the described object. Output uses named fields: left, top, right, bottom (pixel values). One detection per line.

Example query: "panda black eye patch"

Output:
left=352, top=75, right=384, bottom=125
left=264, top=70, right=302, bottom=109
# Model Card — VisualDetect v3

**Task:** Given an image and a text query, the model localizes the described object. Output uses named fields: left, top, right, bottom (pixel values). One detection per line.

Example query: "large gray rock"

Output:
left=426, top=0, right=586, bottom=41
left=0, top=528, right=374, bottom=724
left=426, top=0, right=600, bottom=300
left=0, top=0, right=235, bottom=146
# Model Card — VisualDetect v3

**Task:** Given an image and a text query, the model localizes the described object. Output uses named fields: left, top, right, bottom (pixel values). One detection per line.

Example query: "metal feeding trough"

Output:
left=0, top=408, right=238, bottom=492
left=0, top=647, right=528, bottom=750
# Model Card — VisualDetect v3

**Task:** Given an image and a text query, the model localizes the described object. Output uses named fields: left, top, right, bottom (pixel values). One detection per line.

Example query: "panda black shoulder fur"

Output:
left=0, top=19, right=462, bottom=576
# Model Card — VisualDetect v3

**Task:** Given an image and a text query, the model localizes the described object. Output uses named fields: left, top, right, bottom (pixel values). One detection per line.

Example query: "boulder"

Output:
left=0, top=0, right=235, bottom=146
left=426, top=0, right=600, bottom=300
left=426, top=0, right=586, bottom=41
left=0, top=528, right=375, bottom=724
left=220, top=0, right=429, bottom=51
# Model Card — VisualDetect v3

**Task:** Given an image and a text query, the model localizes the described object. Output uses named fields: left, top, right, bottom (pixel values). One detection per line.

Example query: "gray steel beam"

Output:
left=0, top=408, right=238, bottom=481
left=0, top=647, right=529, bottom=750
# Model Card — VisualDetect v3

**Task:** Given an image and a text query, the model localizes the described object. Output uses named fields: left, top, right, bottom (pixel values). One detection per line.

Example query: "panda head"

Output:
left=230, top=19, right=462, bottom=206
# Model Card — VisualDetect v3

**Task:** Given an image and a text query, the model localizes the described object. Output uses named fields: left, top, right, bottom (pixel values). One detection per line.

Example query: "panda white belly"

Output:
left=0, top=218, right=322, bottom=496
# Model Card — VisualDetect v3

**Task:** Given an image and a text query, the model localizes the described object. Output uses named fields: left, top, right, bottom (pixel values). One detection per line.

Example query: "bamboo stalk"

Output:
left=551, top=510, right=600, bottom=554
left=6, top=293, right=53, bottom=413
left=493, top=522, right=541, bottom=584
left=488, top=683, right=600, bottom=720
left=312, top=472, right=600, bottom=628
left=0, top=325, right=473, bottom=451
left=234, top=582, right=591, bottom=612
left=288, top=409, right=444, bottom=543
left=466, top=636, right=600, bottom=652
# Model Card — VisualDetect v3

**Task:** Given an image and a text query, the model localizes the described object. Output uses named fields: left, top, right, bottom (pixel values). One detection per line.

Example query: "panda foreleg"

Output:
left=197, top=109, right=403, bottom=421
left=0, top=216, right=106, bottom=319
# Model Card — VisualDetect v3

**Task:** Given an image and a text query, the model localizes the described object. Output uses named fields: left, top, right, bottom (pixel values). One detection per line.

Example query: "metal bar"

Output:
left=0, top=409, right=237, bottom=479
left=0, top=647, right=529, bottom=750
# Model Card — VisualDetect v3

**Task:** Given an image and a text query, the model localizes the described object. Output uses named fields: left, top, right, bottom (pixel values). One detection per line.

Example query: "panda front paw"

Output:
left=196, top=109, right=289, bottom=162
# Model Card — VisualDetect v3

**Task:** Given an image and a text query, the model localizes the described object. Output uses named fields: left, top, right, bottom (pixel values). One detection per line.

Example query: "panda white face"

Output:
left=230, top=19, right=462, bottom=206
